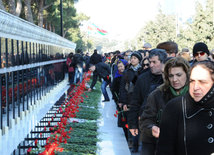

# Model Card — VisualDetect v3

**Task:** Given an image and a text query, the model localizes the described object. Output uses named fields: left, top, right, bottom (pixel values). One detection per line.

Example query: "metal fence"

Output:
left=0, top=10, right=76, bottom=134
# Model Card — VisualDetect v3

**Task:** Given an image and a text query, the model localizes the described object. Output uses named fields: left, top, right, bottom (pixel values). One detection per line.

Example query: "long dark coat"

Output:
left=156, top=86, right=214, bottom=155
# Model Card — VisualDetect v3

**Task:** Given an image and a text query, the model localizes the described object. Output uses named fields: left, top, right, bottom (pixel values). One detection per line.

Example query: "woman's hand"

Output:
left=123, top=104, right=129, bottom=111
left=152, top=125, right=160, bottom=138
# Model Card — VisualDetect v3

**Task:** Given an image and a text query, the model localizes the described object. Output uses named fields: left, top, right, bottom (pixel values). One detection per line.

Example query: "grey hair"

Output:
left=149, top=48, right=167, bottom=63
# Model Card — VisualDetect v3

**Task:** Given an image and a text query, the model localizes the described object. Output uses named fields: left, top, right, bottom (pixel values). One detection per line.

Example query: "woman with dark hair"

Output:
left=119, top=51, right=144, bottom=152
left=111, top=59, right=128, bottom=104
left=140, top=57, right=190, bottom=154
left=142, top=57, right=150, bottom=70
left=156, top=60, right=214, bottom=155
left=111, top=59, right=128, bottom=140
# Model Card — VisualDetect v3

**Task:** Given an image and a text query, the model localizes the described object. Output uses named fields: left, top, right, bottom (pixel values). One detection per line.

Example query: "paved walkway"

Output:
left=97, top=87, right=131, bottom=155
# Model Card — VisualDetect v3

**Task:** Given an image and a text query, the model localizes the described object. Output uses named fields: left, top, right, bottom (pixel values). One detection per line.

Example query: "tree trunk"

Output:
left=38, top=0, right=44, bottom=27
left=48, top=22, right=52, bottom=31
left=0, top=0, right=5, bottom=11
left=63, top=29, right=68, bottom=38
left=8, top=0, right=22, bottom=16
left=53, top=25, right=55, bottom=33
left=24, top=0, right=34, bottom=23
left=38, top=0, right=53, bottom=27
left=8, top=0, right=16, bottom=15
left=15, top=0, right=22, bottom=17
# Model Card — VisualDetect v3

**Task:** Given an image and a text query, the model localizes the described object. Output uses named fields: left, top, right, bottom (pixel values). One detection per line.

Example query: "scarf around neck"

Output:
left=130, top=64, right=141, bottom=72
left=170, top=85, right=189, bottom=97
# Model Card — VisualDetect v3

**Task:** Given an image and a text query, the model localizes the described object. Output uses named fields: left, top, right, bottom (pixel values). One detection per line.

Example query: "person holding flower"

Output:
left=111, top=59, right=128, bottom=139
left=156, top=60, right=214, bottom=155
left=140, top=57, right=190, bottom=154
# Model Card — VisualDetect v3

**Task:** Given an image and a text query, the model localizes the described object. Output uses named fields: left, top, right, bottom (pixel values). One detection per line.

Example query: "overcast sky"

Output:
left=75, top=0, right=204, bottom=41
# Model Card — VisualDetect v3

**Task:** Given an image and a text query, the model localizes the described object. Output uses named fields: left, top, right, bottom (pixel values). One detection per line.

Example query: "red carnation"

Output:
left=35, top=139, right=38, bottom=146
left=125, top=124, right=129, bottom=129
left=122, top=117, right=126, bottom=122
left=27, top=147, right=32, bottom=153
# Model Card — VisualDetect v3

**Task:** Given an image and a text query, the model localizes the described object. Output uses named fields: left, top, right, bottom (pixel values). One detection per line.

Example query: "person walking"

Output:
left=156, top=60, right=214, bottom=155
left=111, top=59, right=128, bottom=140
left=89, top=49, right=102, bottom=65
left=127, top=49, right=167, bottom=154
left=140, top=57, right=190, bottom=154
left=66, top=52, right=75, bottom=85
left=191, top=42, right=210, bottom=65
left=119, top=51, right=144, bottom=152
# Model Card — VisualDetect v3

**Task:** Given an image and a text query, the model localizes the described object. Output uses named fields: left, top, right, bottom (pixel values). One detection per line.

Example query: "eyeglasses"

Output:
left=144, top=63, right=149, bottom=67
left=194, top=52, right=206, bottom=57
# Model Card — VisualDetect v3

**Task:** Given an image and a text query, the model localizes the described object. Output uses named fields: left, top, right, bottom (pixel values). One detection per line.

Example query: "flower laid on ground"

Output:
left=27, top=147, right=32, bottom=154
left=28, top=71, right=102, bottom=155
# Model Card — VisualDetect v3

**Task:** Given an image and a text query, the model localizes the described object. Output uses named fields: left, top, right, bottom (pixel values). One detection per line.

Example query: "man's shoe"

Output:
left=102, top=99, right=110, bottom=102
left=131, top=148, right=138, bottom=153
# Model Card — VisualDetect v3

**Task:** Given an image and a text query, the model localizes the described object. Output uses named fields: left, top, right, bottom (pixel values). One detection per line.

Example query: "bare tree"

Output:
left=0, top=0, right=5, bottom=11
left=24, top=0, right=33, bottom=23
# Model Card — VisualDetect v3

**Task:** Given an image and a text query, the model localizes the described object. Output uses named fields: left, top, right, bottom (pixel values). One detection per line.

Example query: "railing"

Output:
left=0, top=10, right=76, bottom=135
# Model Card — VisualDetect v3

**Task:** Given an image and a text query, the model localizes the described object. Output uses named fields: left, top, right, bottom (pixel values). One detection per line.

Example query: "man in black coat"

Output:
left=88, top=62, right=111, bottom=102
left=128, top=49, right=167, bottom=155
left=89, top=49, right=102, bottom=65
left=72, top=49, right=85, bottom=84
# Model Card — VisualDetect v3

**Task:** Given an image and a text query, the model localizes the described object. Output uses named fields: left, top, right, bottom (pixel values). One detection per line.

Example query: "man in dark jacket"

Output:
left=128, top=49, right=167, bottom=155
left=84, top=52, right=90, bottom=72
left=89, top=49, right=102, bottom=65
left=88, top=62, right=111, bottom=102
left=72, top=49, right=84, bottom=84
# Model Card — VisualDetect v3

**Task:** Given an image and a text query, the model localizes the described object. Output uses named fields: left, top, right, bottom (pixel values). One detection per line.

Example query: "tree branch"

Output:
left=43, top=2, right=54, bottom=10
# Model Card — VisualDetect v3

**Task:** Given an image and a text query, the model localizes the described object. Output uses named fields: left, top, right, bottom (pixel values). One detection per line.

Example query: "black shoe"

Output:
left=131, top=148, right=138, bottom=153
left=102, top=99, right=110, bottom=102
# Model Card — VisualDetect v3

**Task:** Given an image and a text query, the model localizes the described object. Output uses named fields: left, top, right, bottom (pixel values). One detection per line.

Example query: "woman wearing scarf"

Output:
left=111, top=59, right=128, bottom=140
left=140, top=57, right=190, bottom=154
left=111, top=59, right=128, bottom=105
left=156, top=60, right=214, bottom=155
left=119, top=51, right=144, bottom=153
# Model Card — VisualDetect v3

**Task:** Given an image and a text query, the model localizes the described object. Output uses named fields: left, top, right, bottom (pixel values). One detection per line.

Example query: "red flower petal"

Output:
left=35, top=139, right=38, bottom=146
left=125, top=124, right=129, bottom=129
left=27, top=147, right=32, bottom=153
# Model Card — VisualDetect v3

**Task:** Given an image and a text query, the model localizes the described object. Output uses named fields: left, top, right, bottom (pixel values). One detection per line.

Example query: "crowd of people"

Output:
left=66, top=41, right=214, bottom=155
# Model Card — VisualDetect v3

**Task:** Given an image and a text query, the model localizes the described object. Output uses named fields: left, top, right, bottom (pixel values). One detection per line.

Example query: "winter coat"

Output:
left=111, top=76, right=122, bottom=103
left=112, top=75, right=127, bottom=128
left=119, top=65, right=144, bottom=105
left=90, top=62, right=111, bottom=89
left=66, top=57, right=74, bottom=72
left=128, top=70, right=163, bottom=129
left=72, top=53, right=84, bottom=68
left=156, top=85, right=214, bottom=155
left=89, top=53, right=102, bottom=65
left=140, top=86, right=174, bottom=143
